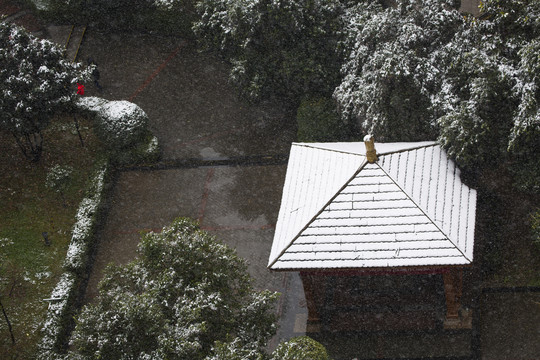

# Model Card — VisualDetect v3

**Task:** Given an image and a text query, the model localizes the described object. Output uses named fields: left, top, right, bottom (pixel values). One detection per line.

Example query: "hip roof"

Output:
left=268, top=142, right=477, bottom=270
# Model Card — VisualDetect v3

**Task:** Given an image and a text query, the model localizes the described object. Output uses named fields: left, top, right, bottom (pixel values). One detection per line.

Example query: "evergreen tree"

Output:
left=193, top=0, right=344, bottom=102
left=0, top=22, right=90, bottom=162
left=68, top=218, right=278, bottom=360
left=333, top=0, right=463, bottom=141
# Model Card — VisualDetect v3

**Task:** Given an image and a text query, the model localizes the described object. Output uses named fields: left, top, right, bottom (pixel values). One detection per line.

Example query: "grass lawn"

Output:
left=0, top=113, right=106, bottom=358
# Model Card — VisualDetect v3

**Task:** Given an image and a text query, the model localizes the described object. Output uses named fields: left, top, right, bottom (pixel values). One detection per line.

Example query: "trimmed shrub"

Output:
left=37, top=272, right=77, bottom=358
left=38, top=160, right=112, bottom=357
left=271, top=336, right=330, bottom=360
left=113, top=133, right=161, bottom=166
left=297, top=96, right=345, bottom=142
left=46, top=165, right=73, bottom=194
left=94, top=100, right=149, bottom=150
left=76, top=97, right=161, bottom=165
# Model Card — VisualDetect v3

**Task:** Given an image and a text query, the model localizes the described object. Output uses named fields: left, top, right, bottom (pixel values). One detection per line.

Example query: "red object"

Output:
left=76, top=83, right=85, bottom=95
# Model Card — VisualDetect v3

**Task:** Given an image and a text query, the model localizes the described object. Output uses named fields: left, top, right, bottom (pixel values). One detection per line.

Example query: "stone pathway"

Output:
left=75, top=29, right=305, bottom=351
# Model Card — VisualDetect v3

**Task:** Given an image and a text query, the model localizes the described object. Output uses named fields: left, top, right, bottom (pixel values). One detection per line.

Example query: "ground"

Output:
left=1, top=1, right=539, bottom=359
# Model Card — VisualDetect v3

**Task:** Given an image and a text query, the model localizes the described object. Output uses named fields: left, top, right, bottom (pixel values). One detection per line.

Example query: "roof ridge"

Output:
left=293, top=141, right=439, bottom=157
left=376, top=142, right=438, bottom=156
left=291, top=142, right=364, bottom=156
left=374, top=163, right=472, bottom=263
left=268, top=158, right=369, bottom=269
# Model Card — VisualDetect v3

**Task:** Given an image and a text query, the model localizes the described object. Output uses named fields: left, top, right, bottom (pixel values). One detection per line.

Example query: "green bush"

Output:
left=296, top=96, right=345, bottom=142
left=271, top=336, right=330, bottom=360
left=149, top=0, right=198, bottom=36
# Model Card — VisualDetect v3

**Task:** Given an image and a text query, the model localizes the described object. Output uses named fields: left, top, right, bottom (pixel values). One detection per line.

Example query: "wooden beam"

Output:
left=443, top=269, right=463, bottom=320
left=300, top=272, right=326, bottom=326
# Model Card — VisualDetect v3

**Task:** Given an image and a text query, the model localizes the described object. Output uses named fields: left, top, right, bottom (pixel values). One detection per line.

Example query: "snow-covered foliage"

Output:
left=67, top=218, right=278, bottom=359
left=193, top=0, right=344, bottom=101
left=154, top=0, right=176, bottom=10
left=29, top=0, right=50, bottom=11
left=94, top=100, right=149, bottom=150
left=63, top=162, right=108, bottom=273
left=0, top=21, right=91, bottom=161
left=333, top=0, right=463, bottom=141
left=271, top=336, right=330, bottom=360
left=436, top=0, right=540, bottom=190
left=38, top=272, right=76, bottom=358
left=76, top=96, right=108, bottom=115
left=332, top=0, right=539, bottom=191
left=76, top=96, right=160, bottom=164
left=38, top=161, right=111, bottom=357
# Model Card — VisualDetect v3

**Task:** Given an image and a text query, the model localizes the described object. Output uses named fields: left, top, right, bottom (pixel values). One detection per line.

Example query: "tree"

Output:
left=333, top=0, right=539, bottom=191
left=68, top=218, right=278, bottom=359
left=0, top=22, right=90, bottom=162
left=193, top=0, right=344, bottom=102
left=333, top=0, right=464, bottom=141
left=436, top=0, right=540, bottom=190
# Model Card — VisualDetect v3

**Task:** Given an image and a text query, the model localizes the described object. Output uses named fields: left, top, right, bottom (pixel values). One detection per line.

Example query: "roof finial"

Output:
left=363, top=135, right=378, bottom=163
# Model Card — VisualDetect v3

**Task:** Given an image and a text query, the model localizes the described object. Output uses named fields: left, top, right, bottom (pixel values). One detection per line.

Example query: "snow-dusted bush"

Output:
left=38, top=161, right=111, bottom=357
left=194, top=0, right=344, bottom=101
left=95, top=100, right=149, bottom=150
left=271, top=336, right=330, bottom=360
left=76, top=96, right=160, bottom=164
left=63, top=162, right=108, bottom=273
left=46, top=165, right=73, bottom=196
left=38, top=272, right=77, bottom=358
left=436, top=0, right=540, bottom=190
left=75, top=96, right=108, bottom=116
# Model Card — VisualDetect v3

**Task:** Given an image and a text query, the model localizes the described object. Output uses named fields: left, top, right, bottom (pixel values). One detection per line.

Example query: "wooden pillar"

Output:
left=443, top=269, right=463, bottom=321
left=300, top=272, right=325, bottom=326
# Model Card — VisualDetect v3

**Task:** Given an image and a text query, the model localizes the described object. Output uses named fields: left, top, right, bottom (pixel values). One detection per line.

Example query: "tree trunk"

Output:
left=21, top=131, right=43, bottom=162
left=0, top=296, right=15, bottom=345
left=73, top=114, right=84, bottom=147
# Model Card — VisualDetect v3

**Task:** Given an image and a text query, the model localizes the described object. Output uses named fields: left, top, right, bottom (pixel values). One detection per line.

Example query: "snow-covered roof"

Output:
left=268, top=141, right=477, bottom=270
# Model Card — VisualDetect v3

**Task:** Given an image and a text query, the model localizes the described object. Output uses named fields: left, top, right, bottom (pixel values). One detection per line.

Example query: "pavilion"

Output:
left=268, top=136, right=477, bottom=329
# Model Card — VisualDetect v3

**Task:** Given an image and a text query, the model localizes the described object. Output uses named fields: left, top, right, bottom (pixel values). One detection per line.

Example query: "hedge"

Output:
left=38, top=160, right=112, bottom=358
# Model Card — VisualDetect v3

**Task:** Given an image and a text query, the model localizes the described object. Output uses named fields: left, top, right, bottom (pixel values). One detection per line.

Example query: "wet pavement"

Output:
left=40, top=22, right=540, bottom=360
left=78, top=32, right=296, bottom=160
